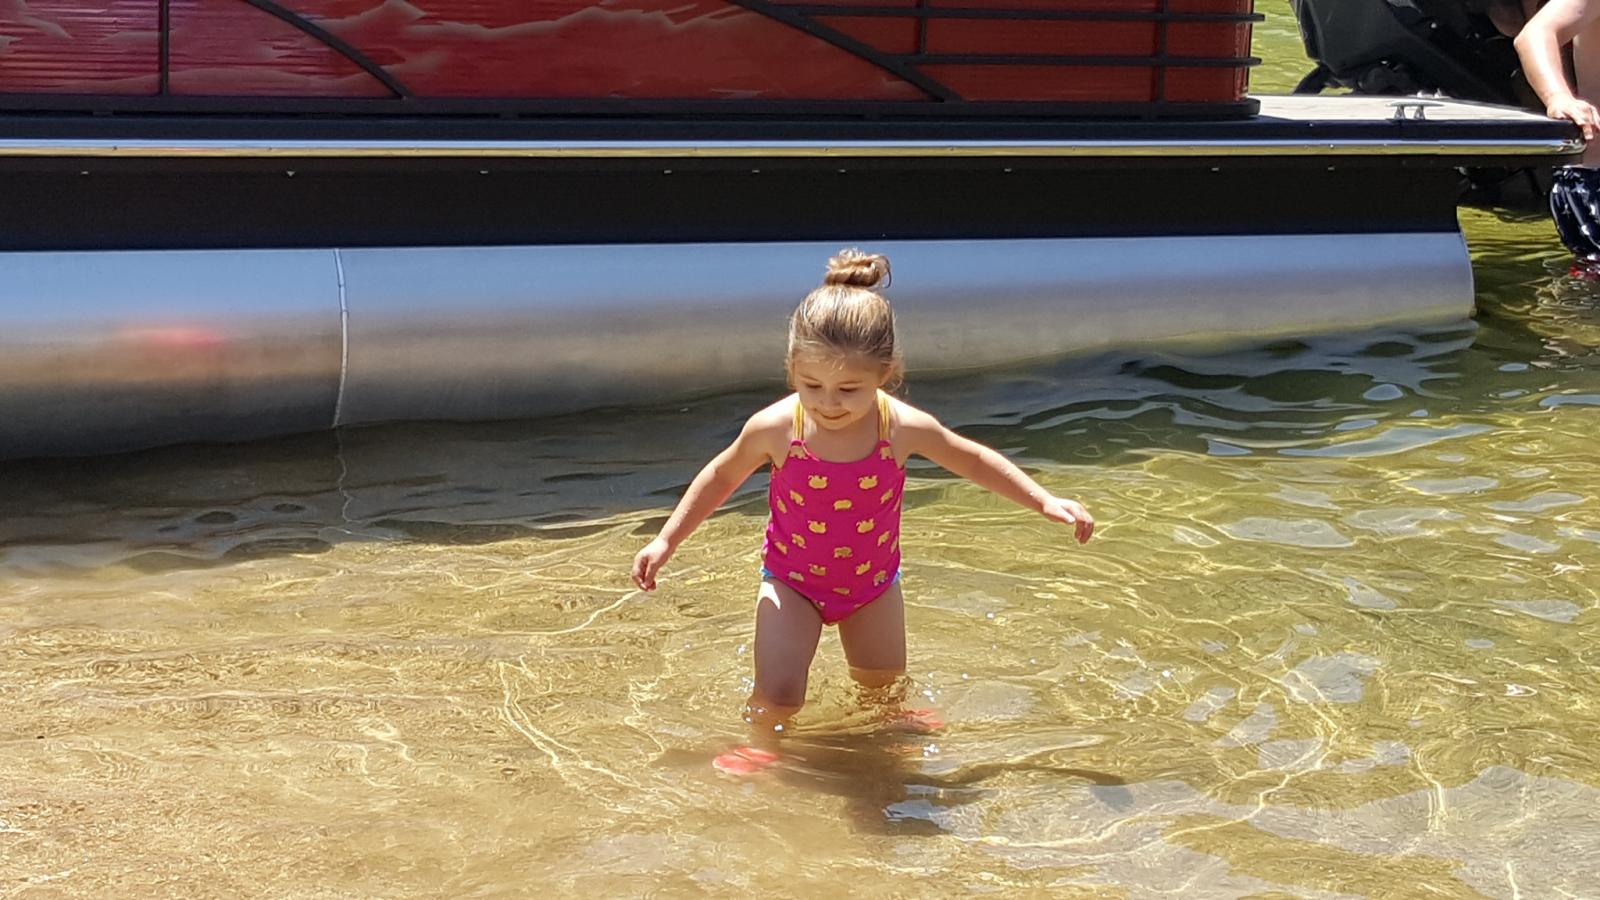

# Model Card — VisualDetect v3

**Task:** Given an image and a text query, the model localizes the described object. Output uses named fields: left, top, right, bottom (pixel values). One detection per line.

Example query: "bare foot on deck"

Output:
left=712, top=746, right=780, bottom=776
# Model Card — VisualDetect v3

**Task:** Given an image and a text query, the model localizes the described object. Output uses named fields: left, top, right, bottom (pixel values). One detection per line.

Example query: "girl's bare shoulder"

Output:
left=882, top=394, right=942, bottom=435
left=740, top=394, right=798, bottom=461
left=882, top=394, right=946, bottom=459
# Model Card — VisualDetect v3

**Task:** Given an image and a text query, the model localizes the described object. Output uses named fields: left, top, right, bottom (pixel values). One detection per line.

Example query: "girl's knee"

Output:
left=753, top=677, right=808, bottom=710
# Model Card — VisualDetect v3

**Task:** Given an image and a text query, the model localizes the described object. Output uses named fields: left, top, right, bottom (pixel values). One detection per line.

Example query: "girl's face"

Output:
left=790, top=354, right=888, bottom=432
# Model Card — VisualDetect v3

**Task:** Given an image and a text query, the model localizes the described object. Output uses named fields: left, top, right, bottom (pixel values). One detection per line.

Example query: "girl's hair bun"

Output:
left=823, top=248, right=891, bottom=290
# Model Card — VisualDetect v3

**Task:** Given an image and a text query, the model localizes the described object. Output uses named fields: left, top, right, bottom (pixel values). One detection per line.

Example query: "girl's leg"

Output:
left=837, top=581, right=906, bottom=688
left=716, top=578, right=823, bottom=774
left=742, top=577, right=823, bottom=747
left=838, top=583, right=941, bottom=732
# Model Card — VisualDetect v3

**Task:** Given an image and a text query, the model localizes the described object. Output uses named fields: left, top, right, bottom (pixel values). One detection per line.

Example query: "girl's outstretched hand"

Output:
left=632, top=537, right=673, bottom=591
left=1041, top=496, right=1094, bottom=544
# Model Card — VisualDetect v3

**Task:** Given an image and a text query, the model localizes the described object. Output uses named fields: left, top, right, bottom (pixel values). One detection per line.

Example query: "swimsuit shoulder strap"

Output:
left=792, top=395, right=805, bottom=441
left=877, top=390, right=891, bottom=442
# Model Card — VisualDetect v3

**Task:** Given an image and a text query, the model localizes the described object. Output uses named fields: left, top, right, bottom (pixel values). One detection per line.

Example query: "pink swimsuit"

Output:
left=762, top=391, right=906, bottom=624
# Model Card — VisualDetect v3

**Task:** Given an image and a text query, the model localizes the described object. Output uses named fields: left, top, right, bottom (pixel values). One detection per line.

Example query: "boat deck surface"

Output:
left=0, top=95, right=1577, bottom=165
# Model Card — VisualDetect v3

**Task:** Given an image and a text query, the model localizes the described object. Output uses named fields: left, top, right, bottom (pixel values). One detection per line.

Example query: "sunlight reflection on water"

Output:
left=4, top=232, right=1597, bottom=894
left=5, top=15, right=1600, bottom=897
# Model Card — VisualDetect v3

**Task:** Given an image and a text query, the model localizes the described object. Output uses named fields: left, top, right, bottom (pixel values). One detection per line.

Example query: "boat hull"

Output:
left=0, top=94, right=1575, bottom=460
left=0, top=234, right=1471, bottom=459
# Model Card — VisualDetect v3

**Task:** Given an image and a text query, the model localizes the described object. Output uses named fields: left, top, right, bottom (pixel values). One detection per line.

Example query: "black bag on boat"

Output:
left=1549, top=166, right=1600, bottom=262
left=1289, top=0, right=1531, bottom=106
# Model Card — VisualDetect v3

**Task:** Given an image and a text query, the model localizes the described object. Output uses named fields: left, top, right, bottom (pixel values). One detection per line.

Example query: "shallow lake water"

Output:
left=4, top=5, right=1599, bottom=898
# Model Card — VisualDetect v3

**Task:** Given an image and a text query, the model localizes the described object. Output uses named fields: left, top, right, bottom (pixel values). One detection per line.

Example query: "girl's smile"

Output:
left=791, top=356, right=888, bottom=432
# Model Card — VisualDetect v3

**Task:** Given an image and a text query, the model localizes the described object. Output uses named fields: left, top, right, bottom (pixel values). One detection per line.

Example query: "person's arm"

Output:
left=631, top=411, right=781, bottom=590
left=1515, top=0, right=1600, bottom=138
left=896, top=404, right=1094, bottom=544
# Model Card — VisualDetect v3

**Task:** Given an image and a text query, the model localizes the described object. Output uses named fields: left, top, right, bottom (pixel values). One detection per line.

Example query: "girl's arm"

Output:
left=897, top=405, right=1094, bottom=544
left=632, top=413, right=781, bottom=591
left=1515, top=0, right=1600, bottom=138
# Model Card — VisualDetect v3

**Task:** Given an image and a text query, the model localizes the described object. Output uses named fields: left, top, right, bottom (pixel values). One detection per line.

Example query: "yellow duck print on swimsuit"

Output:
left=809, top=475, right=829, bottom=490
left=858, top=475, right=878, bottom=490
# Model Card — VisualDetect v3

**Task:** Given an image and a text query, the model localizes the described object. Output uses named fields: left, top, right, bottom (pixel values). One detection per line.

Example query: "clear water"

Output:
left=4, top=6, right=1599, bottom=897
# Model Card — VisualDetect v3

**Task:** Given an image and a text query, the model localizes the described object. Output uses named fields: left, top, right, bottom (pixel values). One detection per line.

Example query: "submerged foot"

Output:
left=712, top=746, right=780, bottom=776
left=882, top=707, right=944, bottom=734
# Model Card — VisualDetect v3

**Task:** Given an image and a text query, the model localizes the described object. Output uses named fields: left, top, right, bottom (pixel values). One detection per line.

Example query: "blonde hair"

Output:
left=786, top=249, right=903, bottom=390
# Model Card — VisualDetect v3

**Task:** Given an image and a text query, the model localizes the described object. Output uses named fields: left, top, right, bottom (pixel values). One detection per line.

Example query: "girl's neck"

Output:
left=800, top=399, right=881, bottom=462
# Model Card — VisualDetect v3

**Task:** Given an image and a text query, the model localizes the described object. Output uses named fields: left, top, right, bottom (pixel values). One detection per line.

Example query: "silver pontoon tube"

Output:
left=0, top=234, right=1471, bottom=459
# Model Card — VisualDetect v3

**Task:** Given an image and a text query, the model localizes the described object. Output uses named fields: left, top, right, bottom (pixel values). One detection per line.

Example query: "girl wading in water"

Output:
left=631, top=249, right=1094, bottom=774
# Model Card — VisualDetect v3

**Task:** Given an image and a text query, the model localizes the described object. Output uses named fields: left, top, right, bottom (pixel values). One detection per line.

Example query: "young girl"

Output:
left=630, top=249, right=1094, bottom=774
